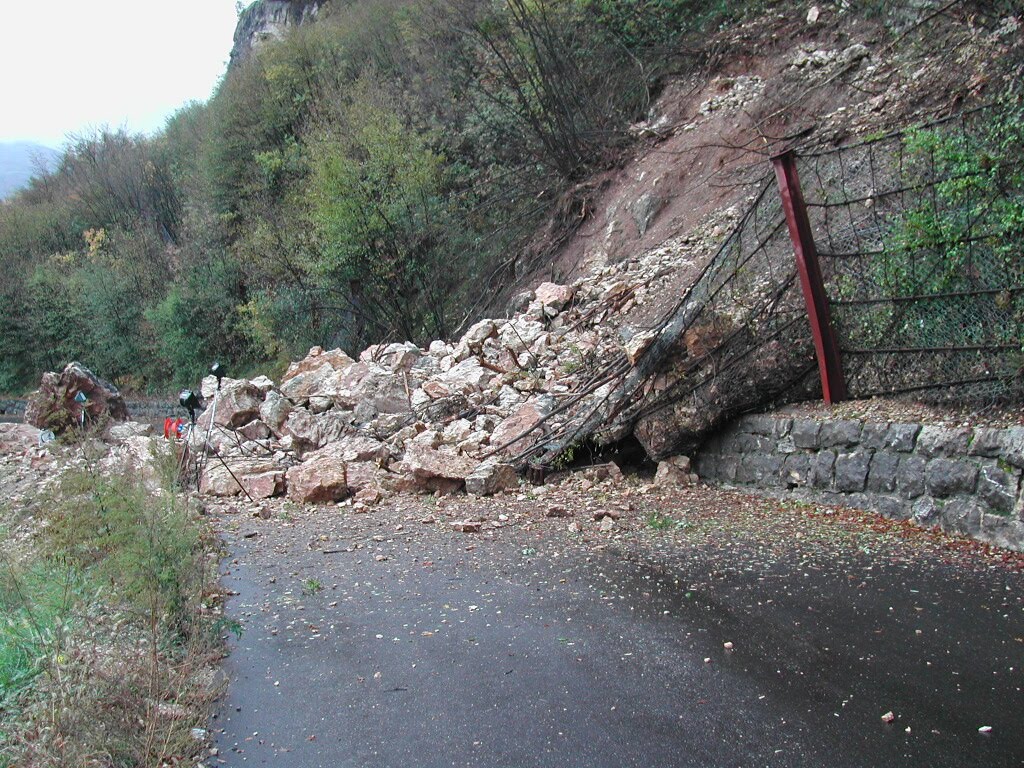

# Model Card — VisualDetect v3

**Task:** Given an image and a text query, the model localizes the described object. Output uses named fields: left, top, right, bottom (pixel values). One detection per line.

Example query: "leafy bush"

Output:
left=309, top=98, right=470, bottom=345
left=828, top=95, right=1024, bottom=395
left=582, top=0, right=736, bottom=50
left=0, top=0, right=761, bottom=392
left=147, top=255, right=254, bottom=387
left=870, top=99, right=1024, bottom=348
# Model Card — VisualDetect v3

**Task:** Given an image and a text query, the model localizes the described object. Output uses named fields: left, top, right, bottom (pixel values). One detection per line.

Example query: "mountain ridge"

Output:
left=0, top=141, right=59, bottom=200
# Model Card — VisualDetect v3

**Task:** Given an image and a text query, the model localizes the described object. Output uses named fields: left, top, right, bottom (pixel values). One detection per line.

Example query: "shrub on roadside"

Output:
left=0, top=460, right=222, bottom=767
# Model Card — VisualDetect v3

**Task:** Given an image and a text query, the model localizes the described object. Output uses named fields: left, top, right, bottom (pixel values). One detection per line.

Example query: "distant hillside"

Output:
left=0, top=142, right=59, bottom=199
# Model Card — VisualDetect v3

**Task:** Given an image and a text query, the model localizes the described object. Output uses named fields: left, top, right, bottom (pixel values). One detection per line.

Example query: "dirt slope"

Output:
left=526, top=5, right=1021, bottom=317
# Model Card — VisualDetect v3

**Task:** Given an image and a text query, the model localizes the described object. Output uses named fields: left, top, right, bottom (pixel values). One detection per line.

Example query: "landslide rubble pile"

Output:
left=20, top=204, right=733, bottom=508
left=180, top=268, right=711, bottom=506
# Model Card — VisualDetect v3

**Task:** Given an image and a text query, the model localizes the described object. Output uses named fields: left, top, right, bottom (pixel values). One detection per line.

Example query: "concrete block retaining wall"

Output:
left=695, top=415, right=1024, bottom=552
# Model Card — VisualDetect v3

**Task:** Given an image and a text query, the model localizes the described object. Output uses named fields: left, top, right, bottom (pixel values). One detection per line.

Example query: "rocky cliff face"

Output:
left=231, top=0, right=325, bottom=64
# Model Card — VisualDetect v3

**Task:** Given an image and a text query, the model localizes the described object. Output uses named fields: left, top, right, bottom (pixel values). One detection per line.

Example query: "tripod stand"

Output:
left=175, top=364, right=254, bottom=501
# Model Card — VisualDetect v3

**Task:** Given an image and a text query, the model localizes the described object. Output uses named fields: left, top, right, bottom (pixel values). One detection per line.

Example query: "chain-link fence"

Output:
left=797, top=104, right=1024, bottom=402
left=607, top=178, right=819, bottom=451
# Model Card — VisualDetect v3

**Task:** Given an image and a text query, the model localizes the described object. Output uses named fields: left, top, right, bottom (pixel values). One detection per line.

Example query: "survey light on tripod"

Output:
left=179, top=389, right=201, bottom=423
left=210, top=361, right=226, bottom=388
left=74, top=391, right=88, bottom=427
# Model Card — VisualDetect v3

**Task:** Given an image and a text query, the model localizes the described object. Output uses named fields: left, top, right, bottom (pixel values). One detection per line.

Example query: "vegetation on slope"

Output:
left=0, top=0, right=757, bottom=393
left=0, top=0, right=1016, bottom=396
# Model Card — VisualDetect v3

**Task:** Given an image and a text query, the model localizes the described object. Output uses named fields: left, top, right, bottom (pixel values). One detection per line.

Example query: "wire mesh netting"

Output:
left=515, top=104, right=1023, bottom=467
left=517, top=177, right=818, bottom=466
left=608, top=179, right=818, bottom=443
left=798, top=104, right=1024, bottom=402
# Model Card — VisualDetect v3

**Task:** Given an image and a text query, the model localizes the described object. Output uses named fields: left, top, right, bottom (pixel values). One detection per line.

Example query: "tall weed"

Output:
left=0, top=562, right=81, bottom=726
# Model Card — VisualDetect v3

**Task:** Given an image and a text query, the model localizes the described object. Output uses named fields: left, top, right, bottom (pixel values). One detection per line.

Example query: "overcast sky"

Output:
left=0, top=1, right=247, bottom=147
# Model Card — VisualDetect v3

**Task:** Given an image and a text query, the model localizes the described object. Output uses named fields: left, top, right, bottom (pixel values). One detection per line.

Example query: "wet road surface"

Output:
left=209, top=486, right=1024, bottom=767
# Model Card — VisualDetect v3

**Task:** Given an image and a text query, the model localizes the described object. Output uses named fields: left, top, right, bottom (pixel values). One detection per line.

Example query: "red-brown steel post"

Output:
left=771, top=150, right=848, bottom=404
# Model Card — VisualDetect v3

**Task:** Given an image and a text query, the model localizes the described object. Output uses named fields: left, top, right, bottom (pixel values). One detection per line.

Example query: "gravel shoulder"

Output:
left=208, top=479, right=1024, bottom=767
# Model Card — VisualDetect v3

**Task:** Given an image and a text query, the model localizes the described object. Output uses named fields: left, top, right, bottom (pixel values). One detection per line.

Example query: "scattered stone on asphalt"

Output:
left=209, top=480, right=1024, bottom=767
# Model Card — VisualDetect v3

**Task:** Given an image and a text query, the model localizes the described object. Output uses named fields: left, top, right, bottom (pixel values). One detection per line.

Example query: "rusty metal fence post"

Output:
left=771, top=150, right=848, bottom=404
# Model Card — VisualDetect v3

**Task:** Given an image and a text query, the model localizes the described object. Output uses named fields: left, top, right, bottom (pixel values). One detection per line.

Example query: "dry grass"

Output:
left=0, top=451, right=225, bottom=767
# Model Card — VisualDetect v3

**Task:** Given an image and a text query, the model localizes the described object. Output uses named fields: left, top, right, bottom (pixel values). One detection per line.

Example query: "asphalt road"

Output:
left=209, top=487, right=1024, bottom=767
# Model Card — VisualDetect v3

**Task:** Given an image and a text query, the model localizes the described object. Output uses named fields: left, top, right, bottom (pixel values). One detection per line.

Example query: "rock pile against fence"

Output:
left=172, top=247, right=731, bottom=504
left=165, top=191, right=759, bottom=505
left=181, top=278, right=614, bottom=502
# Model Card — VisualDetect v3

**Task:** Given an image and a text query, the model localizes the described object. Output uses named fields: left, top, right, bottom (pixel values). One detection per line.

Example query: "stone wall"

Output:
left=695, top=415, right=1024, bottom=552
left=0, top=399, right=25, bottom=417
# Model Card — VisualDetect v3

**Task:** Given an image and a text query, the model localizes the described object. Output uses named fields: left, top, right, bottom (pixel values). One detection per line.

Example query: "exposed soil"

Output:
left=519, top=4, right=1023, bottom=332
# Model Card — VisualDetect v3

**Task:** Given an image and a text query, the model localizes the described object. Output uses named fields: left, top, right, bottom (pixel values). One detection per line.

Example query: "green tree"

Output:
left=24, top=258, right=92, bottom=374
left=147, top=255, right=253, bottom=386
left=309, top=97, right=468, bottom=345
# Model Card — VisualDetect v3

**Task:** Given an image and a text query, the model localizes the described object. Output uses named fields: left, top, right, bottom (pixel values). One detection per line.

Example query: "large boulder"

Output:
left=284, top=440, right=387, bottom=503
left=489, top=398, right=551, bottom=456
left=277, top=410, right=358, bottom=456
left=654, top=455, right=697, bottom=487
left=534, top=282, right=576, bottom=310
left=498, top=319, right=546, bottom=351
left=250, top=375, right=276, bottom=393
left=345, top=460, right=391, bottom=495
left=25, top=362, right=129, bottom=433
left=260, top=391, right=294, bottom=435
left=396, top=443, right=478, bottom=494
left=361, top=342, right=422, bottom=372
left=197, top=380, right=263, bottom=430
left=283, top=436, right=394, bottom=505
left=461, top=320, right=497, bottom=353
left=236, top=419, right=272, bottom=442
left=281, top=409, right=322, bottom=457
left=280, top=347, right=356, bottom=402
left=434, top=358, right=495, bottom=394
left=315, top=409, right=353, bottom=445
left=333, top=434, right=391, bottom=465
left=240, top=470, right=287, bottom=500
left=286, top=451, right=349, bottom=504
left=200, top=458, right=287, bottom=499
left=331, top=362, right=411, bottom=416
left=465, top=460, right=518, bottom=496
